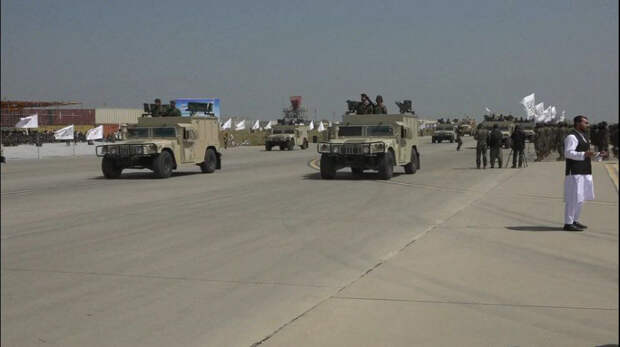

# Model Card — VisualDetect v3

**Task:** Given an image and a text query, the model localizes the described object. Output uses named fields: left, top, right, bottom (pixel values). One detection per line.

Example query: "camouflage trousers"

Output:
left=476, top=144, right=488, bottom=168
left=490, top=147, right=503, bottom=168
left=557, top=144, right=564, bottom=160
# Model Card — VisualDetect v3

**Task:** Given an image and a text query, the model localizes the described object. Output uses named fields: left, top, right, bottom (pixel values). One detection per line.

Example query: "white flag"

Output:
left=560, top=110, right=566, bottom=122
left=222, top=118, right=232, bottom=129
left=86, top=125, right=104, bottom=140
left=550, top=106, right=557, bottom=121
left=235, top=120, right=246, bottom=131
left=264, top=121, right=272, bottom=130
left=251, top=120, right=261, bottom=130
left=534, top=103, right=545, bottom=121
left=317, top=122, right=325, bottom=132
left=520, top=93, right=536, bottom=120
left=485, top=107, right=491, bottom=113
left=54, top=125, right=74, bottom=140
left=15, top=114, right=38, bottom=128
left=308, top=120, right=314, bottom=131
left=542, top=106, right=553, bottom=122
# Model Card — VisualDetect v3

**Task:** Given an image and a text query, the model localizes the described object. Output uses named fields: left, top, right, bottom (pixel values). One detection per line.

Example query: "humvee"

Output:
left=96, top=116, right=222, bottom=178
left=265, top=124, right=309, bottom=151
left=318, top=114, right=420, bottom=180
left=432, top=124, right=456, bottom=143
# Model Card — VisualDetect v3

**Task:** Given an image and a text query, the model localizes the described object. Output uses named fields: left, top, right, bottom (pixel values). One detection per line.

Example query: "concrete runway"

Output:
left=2, top=137, right=617, bottom=346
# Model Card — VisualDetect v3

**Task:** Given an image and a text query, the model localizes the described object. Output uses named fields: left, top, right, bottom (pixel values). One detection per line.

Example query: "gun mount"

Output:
left=395, top=100, right=414, bottom=114
left=346, top=100, right=361, bottom=114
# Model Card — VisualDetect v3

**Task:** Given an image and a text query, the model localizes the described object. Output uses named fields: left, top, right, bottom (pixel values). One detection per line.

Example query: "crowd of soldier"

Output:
left=149, top=98, right=182, bottom=117
left=1, top=129, right=119, bottom=147
left=533, top=121, right=617, bottom=162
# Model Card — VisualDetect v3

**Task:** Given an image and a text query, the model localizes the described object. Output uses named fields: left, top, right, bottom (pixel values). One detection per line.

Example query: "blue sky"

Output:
left=1, top=0, right=617, bottom=122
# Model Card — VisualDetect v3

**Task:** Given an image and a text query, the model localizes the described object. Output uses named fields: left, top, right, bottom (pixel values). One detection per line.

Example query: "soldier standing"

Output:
left=356, top=93, right=374, bottom=115
left=510, top=125, right=526, bottom=168
left=456, top=127, right=463, bottom=151
left=373, top=95, right=387, bottom=114
left=166, top=100, right=182, bottom=117
left=489, top=124, right=504, bottom=168
left=152, top=98, right=163, bottom=117
left=598, top=122, right=609, bottom=158
left=556, top=123, right=569, bottom=160
left=474, top=124, right=489, bottom=169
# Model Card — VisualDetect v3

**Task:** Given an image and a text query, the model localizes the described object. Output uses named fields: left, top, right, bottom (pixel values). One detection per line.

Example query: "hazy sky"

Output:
left=1, top=0, right=618, bottom=122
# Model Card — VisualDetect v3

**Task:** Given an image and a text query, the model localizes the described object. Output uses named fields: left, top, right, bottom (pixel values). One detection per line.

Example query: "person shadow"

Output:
left=505, top=226, right=569, bottom=232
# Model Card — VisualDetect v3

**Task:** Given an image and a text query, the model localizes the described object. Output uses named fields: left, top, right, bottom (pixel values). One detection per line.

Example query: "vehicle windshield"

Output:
left=153, top=127, right=177, bottom=137
left=367, top=126, right=393, bottom=136
left=338, top=126, right=362, bottom=136
left=437, top=125, right=454, bottom=131
left=272, top=130, right=282, bottom=134
left=500, top=127, right=510, bottom=131
left=283, top=129, right=294, bottom=134
left=127, top=128, right=149, bottom=138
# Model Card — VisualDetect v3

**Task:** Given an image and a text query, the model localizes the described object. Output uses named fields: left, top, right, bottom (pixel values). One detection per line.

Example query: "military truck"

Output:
left=432, top=124, right=456, bottom=143
left=264, top=124, right=309, bottom=151
left=318, top=113, right=420, bottom=180
left=96, top=116, right=222, bottom=178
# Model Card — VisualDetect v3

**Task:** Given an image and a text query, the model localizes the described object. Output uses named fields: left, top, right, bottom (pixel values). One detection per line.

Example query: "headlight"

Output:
left=331, top=144, right=341, bottom=153
left=362, top=144, right=370, bottom=154
left=370, top=143, right=385, bottom=153
left=133, top=146, right=144, bottom=155
left=318, top=143, right=330, bottom=153
left=100, top=146, right=108, bottom=154
left=109, top=146, right=118, bottom=154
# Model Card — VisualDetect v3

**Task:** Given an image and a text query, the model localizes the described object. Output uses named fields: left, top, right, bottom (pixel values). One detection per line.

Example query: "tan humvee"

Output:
left=96, top=116, right=222, bottom=178
left=265, top=124, right=309, bottom=151
left=318, top=114, right=420, bottom=180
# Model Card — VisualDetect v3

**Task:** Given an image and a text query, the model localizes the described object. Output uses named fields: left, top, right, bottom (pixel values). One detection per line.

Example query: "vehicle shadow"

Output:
left=505, top=226, right=567, bottom=232
left=91, top=171, right=203, bottom=180
left=303, top=172, right=404, bottom=180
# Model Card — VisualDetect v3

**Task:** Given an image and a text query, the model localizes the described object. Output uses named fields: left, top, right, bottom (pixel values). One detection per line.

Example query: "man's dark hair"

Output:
left=375, top=95, right=383, bottom=103
left=573, top=115, right=587, bottom=126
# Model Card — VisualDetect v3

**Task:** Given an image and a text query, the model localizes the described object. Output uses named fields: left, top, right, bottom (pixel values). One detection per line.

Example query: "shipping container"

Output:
left=95, top=108, right=142, bottom=125
left=99, top=124, right=120, bottom=137
left=0, top=108, right=95, bottom=127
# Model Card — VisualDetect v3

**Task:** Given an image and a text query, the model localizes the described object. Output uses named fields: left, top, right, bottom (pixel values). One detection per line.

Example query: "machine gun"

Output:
left=143, top=103, right=171, bottom=117
left=395, top=100, right=414, bottom=114
left=186, top=102, right=214, bottom=116
left=346, top=100, right=360, bottom=114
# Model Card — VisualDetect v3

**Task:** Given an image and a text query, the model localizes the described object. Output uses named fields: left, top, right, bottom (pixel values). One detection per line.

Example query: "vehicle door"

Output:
left=396, top=122, right=409, bottom=164
left=179, top=124, right=196, bottom=163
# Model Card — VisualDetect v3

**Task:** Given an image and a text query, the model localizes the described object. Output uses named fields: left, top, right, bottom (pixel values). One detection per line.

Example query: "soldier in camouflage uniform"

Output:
left=151, top=98, right=164, bottom=117
left=373, top=95, right=387, bottom=114
left=556, top=122, right=569, bottom=161
left=598, top=122, right=609, bottom=159
left=474, top=124, right=489, bottom=169
left=166, top=100, right=182, bottom=117
left=534, top=123, right=545, bottom=161
left=356, top=93, right=374, bottom=115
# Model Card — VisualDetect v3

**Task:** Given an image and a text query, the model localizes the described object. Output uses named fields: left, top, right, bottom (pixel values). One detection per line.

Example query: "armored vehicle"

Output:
left=265, top=124, right=309, bottom=151
left=318, top=113, right=420, bottom=180
left=96, top=116, right=222, bottom=178
left=432, top=124, right=456, bottom=143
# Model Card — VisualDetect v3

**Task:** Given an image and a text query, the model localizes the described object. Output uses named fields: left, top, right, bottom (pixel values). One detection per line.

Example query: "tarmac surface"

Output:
left=1, top=137, right=618, bottom=347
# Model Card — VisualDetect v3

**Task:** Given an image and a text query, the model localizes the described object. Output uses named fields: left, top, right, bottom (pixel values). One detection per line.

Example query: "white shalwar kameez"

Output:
left=564, top=132, right=595, bottom=225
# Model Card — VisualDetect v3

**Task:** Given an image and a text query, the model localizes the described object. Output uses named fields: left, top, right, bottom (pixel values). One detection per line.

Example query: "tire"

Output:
left=200, top=148, right=217, bottom=173
left=301, top=139, right=308, bottom=150
left=450, top=138, right=454, bottom=143
left=378, top=152, right=394, bottom=180
left=351, top=167, right=364, bottom=176
left=152, top=151, right=174, bottom=178
left=265, top=143, right=272, bottom=151
left=320, top=155, right=336, bottom=179
left=102, top=155, right=122, bottom=179
left=403, top=148, right=417, bottom=174
left=288, top=140, right=295, bottom=151
left=432, top=138, right=436, bottom=143
left=279, top=145, right=285, bottom=151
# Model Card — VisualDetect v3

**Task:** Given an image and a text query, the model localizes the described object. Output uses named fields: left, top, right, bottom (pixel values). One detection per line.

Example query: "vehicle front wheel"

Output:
left=102, top=156, right=122, bottom=179
left=320, top=155, right=336, bottom=179
left=351, top=167, right=364, bottom=176
left=265, top=143, right=272, bottom=151
left=153, top=151, right=174, bottom=178
left=378, top=152, right=394, bottom=180
left=201, top=148, right=217, bottom=173
left=288, top=140, right=295, bottom=151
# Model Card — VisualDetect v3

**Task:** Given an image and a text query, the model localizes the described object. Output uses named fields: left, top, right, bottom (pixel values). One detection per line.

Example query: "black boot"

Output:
left=563, top=224, right=583, bottom=232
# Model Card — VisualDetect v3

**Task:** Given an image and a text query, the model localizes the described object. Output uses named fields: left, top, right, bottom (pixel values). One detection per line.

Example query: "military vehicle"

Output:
left=265, top=124, right=309, bottom=150
left=318, top=113, right=420, bottom=180
left=265, top=96, right=310, bottom=151
left=432, top=123, right=456, bottom=143
left=517, top=120, right=536, bottom=142
left=480, top=120, right=514, bottom=148
left=96, top=116, right=222, bottom=178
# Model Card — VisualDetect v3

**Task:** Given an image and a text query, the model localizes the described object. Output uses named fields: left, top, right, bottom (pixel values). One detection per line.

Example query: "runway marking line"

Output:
left=308, top=158, right=320, bottom=170
left=604, top=162, right=618, bottom=192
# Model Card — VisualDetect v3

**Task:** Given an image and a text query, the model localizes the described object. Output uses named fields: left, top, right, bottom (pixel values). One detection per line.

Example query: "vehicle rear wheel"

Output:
left=102, top=155, right=122, bottom=179
left=279, top=145, right=286, bottom=151
left=265, top=143, right=272, bottom=151
left=403, top=148, right=417, bottom=174
left=201, top=148, right=217, bottom=173
left=288, top=140, right=295, bottom=151
left=378, top=152, right=394, bottom=180
left=153, top=151, right=174, bottom=178
left=320, top=155, right=336, bottom=179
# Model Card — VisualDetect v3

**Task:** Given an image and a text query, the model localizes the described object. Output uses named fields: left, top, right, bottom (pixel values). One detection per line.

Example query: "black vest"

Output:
left=565, top=130, right=592, bottom=176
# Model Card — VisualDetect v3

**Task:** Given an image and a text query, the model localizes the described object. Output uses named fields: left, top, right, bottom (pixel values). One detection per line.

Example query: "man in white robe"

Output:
left=563, top=115, right=607, bottom=231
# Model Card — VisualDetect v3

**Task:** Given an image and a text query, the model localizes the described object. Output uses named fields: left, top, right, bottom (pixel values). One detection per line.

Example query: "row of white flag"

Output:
left=519, top=93, right=566, bottom=123
left=15, top=115, right=103, bottom=140
left=220, top=119, right=326, bottom=132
